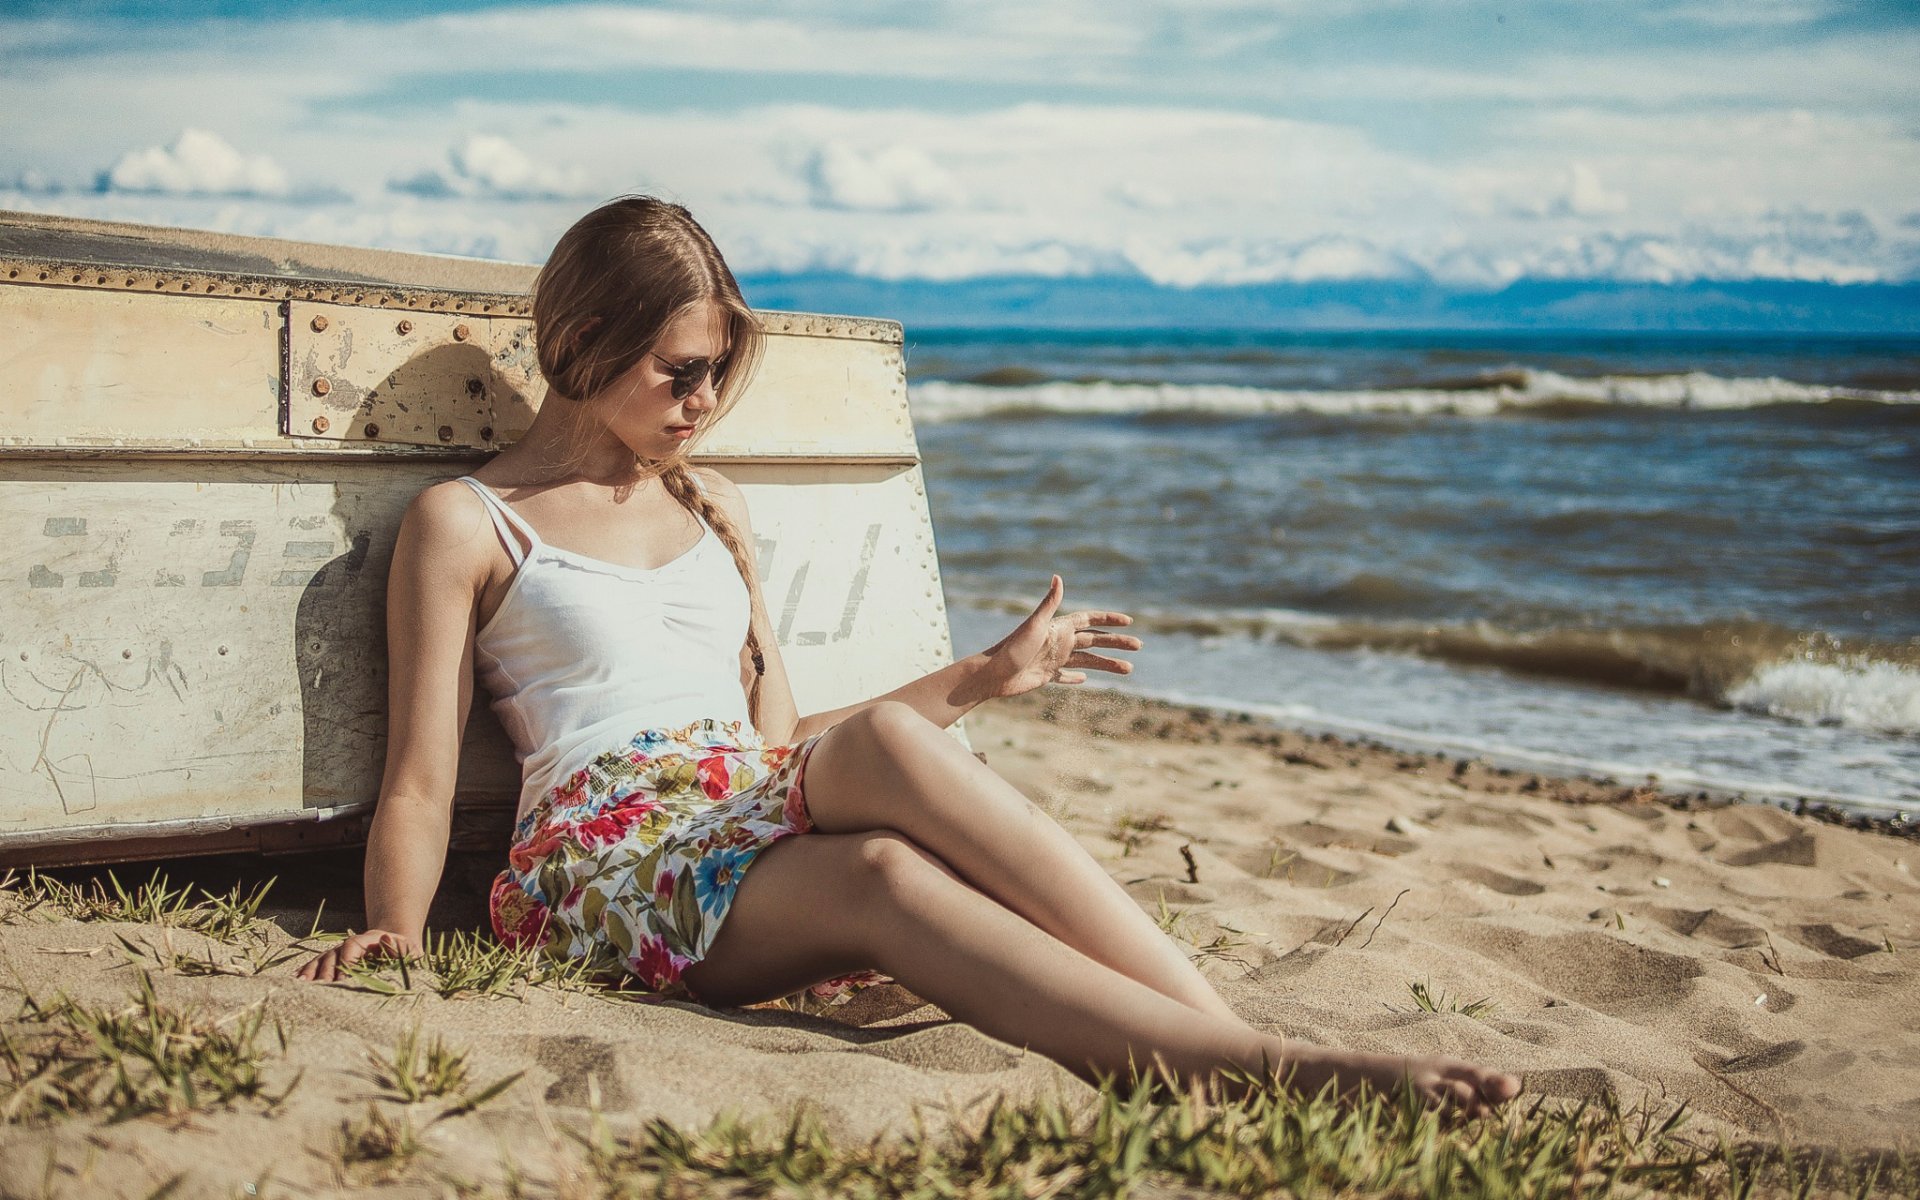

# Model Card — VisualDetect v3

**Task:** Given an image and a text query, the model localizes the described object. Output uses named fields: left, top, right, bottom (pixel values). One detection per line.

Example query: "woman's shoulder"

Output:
left=409, top=475, right=491, bottom=529
left=688, top=465, right=742, bottom=501
left=395, top=477, right=499, bottom=573
left=688, top=465, right=753, bottom=523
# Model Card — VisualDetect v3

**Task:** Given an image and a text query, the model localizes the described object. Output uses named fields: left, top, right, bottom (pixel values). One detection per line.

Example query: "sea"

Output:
left=902, top=330, right=1920, bottom=817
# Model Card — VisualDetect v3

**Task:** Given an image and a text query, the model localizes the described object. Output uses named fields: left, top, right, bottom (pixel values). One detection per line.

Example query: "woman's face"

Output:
left=592, top=300, right=732, bottom=460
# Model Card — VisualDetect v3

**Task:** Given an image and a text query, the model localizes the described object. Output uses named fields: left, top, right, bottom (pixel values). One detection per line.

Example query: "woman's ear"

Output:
left=572, top=315, right=605, bottom=352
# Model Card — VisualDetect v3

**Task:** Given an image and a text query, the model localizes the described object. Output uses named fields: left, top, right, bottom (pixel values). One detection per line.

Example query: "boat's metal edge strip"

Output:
left=0, top=257, right=905, bottom=344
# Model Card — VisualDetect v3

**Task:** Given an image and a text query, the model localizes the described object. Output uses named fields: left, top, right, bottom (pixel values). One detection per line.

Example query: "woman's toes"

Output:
left=1465, top=1067, right=1522, bottom=1106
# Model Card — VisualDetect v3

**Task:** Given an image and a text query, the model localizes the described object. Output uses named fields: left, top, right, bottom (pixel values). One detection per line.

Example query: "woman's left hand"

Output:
left=980, top=575, right=1142, bottom=699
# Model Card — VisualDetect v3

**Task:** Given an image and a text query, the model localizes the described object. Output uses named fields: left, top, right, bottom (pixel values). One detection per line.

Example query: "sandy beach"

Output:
left=2, top=687, right=1914, bottom=1196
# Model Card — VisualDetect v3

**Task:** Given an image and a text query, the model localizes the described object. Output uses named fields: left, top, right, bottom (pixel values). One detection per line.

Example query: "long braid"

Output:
left=658, top=463, right=766, bottom=725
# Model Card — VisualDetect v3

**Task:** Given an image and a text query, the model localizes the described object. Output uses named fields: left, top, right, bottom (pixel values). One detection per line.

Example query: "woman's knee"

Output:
left=842, top=700, right=939, bottom=758
left=708, top=832, right=940, bottom=955
left=844, top=829, right=975, bottom=908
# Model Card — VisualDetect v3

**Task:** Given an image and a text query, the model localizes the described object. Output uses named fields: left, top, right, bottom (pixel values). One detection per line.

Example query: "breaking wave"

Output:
left=1726, top=659, right=1920, bottom=734
left=910, top=369, right=1920, bottom=422
left=950, top=593, right=1920, bottom=734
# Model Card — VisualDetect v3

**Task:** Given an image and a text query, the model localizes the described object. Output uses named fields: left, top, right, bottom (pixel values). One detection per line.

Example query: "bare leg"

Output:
left=799, top=702, right=1242, bottom=1024
left=681, top=829, right=1522, bottom=1116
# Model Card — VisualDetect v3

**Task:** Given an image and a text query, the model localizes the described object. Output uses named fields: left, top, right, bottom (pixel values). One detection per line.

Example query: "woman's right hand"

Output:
left=296, top=928, right=421, bottom=983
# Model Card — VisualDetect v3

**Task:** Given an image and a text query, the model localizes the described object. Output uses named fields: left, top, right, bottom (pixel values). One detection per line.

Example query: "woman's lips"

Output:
left=669, top=425, right=695, bottom=439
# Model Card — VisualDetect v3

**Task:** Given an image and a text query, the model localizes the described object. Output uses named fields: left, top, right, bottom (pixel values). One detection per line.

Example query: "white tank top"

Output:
left=453, top=475, right=755, bottom=821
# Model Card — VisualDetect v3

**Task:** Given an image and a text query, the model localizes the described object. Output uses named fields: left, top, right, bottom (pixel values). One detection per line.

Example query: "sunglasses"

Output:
left=651, top=352, right=728, bottom=401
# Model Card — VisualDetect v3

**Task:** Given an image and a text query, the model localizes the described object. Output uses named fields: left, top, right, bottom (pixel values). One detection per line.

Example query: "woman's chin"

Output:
left=620, top=434, right=693, bottom=464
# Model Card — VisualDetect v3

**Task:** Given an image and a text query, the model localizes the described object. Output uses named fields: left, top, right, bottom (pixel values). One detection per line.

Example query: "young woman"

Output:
left=296, top=196, right=1520, bottom=1116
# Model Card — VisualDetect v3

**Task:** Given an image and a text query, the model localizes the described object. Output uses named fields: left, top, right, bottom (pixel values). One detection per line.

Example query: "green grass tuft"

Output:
left=330, top=927, right=632, bottom=1003
left=1, top=969, right=295, bottom=1124
left=0, top=868, right=278, bottom=945
left=1399, top=979, right=1499, bottom=1019
left=559, top=1071, right=1916, bottom=1199
left=334, top=1102, right=421, bottom=1173
left=1151, top=892, right=1190, bottom=941
left=1112, top=812, right=1174, bottom=857
left=367, top=1025, right=471, bottom=1103
left=1189, top=924, right=1256, bottom=973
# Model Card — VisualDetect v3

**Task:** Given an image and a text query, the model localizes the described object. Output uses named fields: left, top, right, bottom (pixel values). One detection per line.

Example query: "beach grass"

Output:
left=1399, top=979, right=1499, bottom=1020
left=111, top=926, right=305, bottom=978
left=332, top=927, right=637, bottom=1002
left=1189, top=924, right=1256, bottom=973
left=550, top=1071, right=1916, bottom=1200
left=366, top=1024, right=472, bottom=1103
left=333, top=1102, right=423, bottom=1181
left=1112, top=811, right=1175, bottom=856
left=0, top=968, right=293, bottom=1124
left=0, top=867, right=279, bottom=944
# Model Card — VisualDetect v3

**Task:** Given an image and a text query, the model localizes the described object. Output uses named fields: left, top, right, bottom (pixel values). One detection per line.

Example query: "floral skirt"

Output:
left=488, top=718, right=888, bottom=1005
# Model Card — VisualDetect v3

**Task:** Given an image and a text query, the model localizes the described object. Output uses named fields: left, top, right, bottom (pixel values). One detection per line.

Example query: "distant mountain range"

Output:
left=741, top=274, right=1920, bottom=333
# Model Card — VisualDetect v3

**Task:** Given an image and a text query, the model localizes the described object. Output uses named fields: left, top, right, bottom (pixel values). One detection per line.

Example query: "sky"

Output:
left=2, top=0, right=1917, bottom=290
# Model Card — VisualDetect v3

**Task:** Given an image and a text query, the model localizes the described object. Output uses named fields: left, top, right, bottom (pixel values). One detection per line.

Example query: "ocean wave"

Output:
left=949, top=592, right=1920, bottom=733
left=909, top=369, right=1920, bottom=422
left=1725, top=659, right=1920, bottom=734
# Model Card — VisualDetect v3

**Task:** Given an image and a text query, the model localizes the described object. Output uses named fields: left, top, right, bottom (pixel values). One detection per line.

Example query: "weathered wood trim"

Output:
left=0, top=260, right=900, bottom=343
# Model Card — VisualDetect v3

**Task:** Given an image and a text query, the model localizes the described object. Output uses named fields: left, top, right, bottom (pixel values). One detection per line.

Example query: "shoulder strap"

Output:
left=454, top=476, right=539, bottom=567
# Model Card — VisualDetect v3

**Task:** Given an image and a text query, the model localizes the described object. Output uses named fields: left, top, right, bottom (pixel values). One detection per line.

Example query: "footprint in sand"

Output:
left=1636, top=906, right=1768, bottom=949
left=1718, top=832, right=1820, bottom=868
left=1241, top=849, right=1362, bottom=889
left=1267, top=821, right=1421, bottom=858
left=1429, top=802, right=1558, bottom=836
left=1450, top=864, right=1547, bottom=896
left=1709, top=1039, right=1807, bottom=1074
left=1450, top=927, right=1704, bottom=1015
left=1789, top=922, right=1887, bottom=960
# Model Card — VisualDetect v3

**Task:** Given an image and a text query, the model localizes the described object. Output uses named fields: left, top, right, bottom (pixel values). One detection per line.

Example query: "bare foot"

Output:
left=1279, top=1044, right=1523, bottom=1118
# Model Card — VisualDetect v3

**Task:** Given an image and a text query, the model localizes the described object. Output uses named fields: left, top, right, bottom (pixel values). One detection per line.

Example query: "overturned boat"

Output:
left=0, top=211, right=957, bottom=867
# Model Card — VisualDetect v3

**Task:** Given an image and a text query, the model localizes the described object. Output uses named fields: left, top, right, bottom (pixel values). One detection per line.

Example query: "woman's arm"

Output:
left=298, top=481, right=491, bottom=981
left=787, top=574, right=1137, bottom=739
left=696, top=469, right=1139, bottom=745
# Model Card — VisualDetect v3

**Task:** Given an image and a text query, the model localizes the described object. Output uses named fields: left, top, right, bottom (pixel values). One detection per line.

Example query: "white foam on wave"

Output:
left=909, top=370, right=1920, bottom=422
left=1726, top=659, right=1920, bottom=735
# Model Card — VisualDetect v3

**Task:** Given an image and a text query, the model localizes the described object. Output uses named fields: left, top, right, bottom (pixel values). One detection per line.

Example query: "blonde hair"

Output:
left=531, top=195, right=771, bottom=721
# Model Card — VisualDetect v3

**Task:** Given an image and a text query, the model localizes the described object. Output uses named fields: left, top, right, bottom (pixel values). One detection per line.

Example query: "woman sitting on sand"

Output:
left=295, top=195, right=1519, bottom=1116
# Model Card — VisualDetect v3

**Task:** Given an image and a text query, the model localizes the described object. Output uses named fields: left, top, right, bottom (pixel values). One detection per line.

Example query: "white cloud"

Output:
left=12, top=94, right=1917, bottom=287
left=389, top=135, right=598, bottom=202
left=99, top=128, right=290, bottom=198
left=1, top=5, right=1914, bottom=286
left=1558, top=163, right=1628, bottom=218
left=800, top=143, right=959, bottom=212
left=1120, top=234, right=1420, bottom=286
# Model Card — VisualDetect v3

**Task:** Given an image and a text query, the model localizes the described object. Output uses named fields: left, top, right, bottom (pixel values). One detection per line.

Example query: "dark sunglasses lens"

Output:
left=670, top=359, right=712, bottom=400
